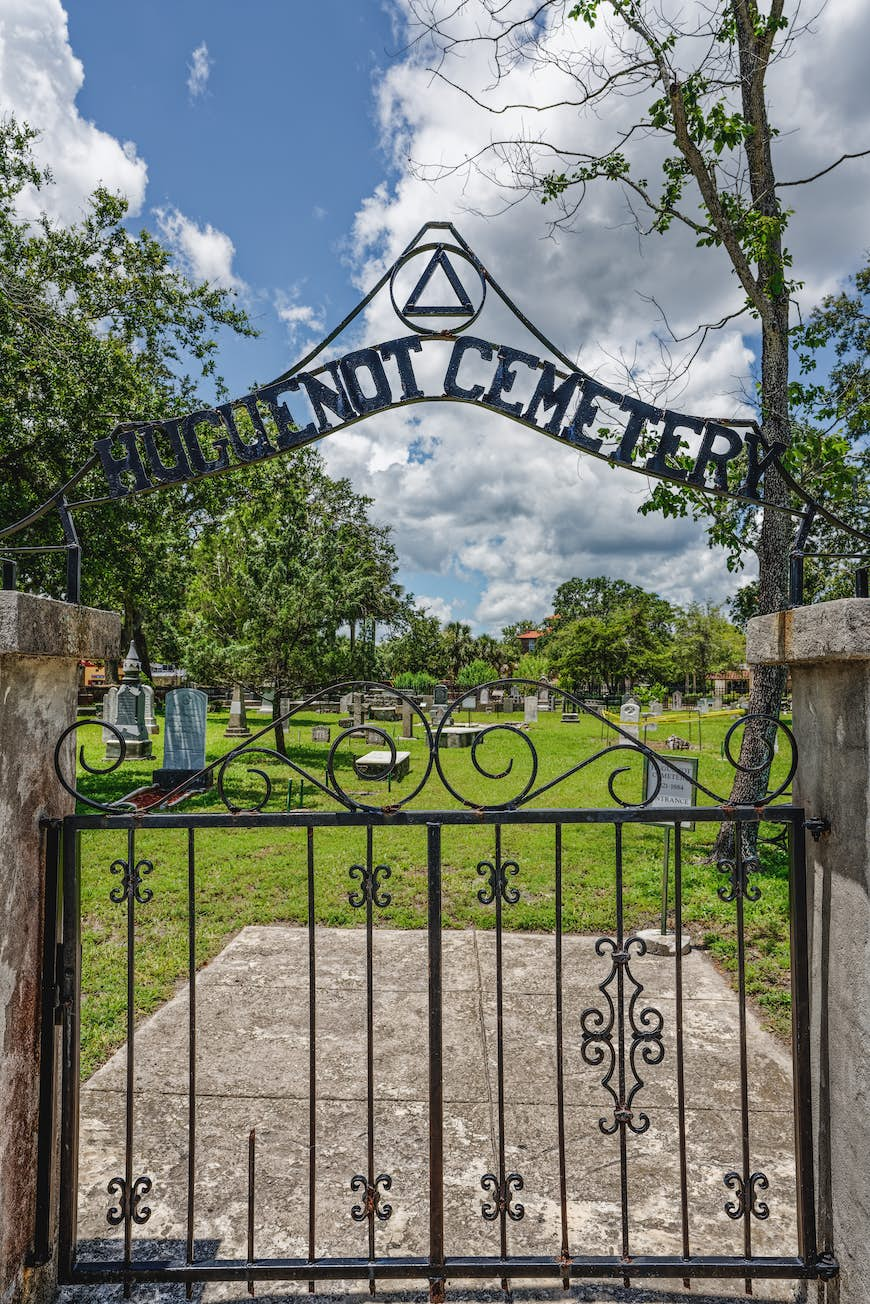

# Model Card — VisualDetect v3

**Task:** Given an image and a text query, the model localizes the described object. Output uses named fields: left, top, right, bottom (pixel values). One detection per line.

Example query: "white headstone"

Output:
left=620, top=701, right=641, bottom=724
left=524, top=695, right=538, bottom=723
left=672, top=690, right=683, bottom=710
left=649, top=699, right=662, bottom=716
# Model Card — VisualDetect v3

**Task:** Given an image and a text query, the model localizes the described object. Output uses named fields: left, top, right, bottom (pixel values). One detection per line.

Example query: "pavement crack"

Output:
left=472, top=926, right=498, bottom=1170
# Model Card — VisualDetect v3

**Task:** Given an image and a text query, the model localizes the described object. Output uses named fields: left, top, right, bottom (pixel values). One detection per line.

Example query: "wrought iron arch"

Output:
left=2, top=220, right=869, bottom=601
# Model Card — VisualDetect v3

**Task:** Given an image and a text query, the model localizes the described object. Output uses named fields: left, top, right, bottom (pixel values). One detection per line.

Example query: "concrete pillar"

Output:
left=747, top=599, right=870, bottom=1302
left=0, top=592, right=120, bottom=1304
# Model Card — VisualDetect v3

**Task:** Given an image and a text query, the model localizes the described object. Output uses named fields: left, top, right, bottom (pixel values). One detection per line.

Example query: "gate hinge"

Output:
left=813, top=1251, right=839, bottom=1280
left=804, top=817, right=831, bottom=842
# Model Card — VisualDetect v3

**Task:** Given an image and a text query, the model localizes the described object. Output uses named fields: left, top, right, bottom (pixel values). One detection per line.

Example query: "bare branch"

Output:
left=778, top=149, right=870, bottom=187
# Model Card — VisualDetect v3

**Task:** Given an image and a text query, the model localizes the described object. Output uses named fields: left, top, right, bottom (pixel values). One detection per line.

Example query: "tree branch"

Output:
left=778, top=149, right=870, bottom=187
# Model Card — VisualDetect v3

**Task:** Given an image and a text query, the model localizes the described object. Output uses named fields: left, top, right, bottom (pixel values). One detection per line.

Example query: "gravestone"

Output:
left=153, top=686, right=210, bottom=790
left=400, top=701, right=415, bottom=740
left=649, top=699, right=662, bottom=715
left=225, top=684, right=251, bottom=738
left=351, top=693, right=364, bottom=728
left=712, top=694, right=724, bottom=711
left=101, top=684, right=118, bottom=742
left=339, top=693, right=351, bottom=714
left=737, top=695, right=749, bottom=710
left=524, top=695, right=538, bottom=723
left=672, top=690, right=683, bottom=710
left=460, top=694, right=475, bottom=711
left=434, top=683, right=448, bottom=705
left=142, top=682, right=159, bottom=735
left=430, top=704, right=447, bottom=725
left=105, top=643, right=153, bottom=759
left=698, top=698, right=709, bottom=714
left=311, top=725, right=331, bottom=743
left=619, top=700, right=640, bottom=739
left=479, top=687, right=490, bottom=706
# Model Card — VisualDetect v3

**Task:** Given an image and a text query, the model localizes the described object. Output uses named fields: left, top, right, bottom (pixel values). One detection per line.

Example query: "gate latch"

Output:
left=804, top=817, right=831, bottom=842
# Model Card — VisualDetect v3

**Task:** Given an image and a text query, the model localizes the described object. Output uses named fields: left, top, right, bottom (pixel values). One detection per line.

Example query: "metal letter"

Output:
left=339, top=348, right=394, bottom=416
left=287, top=364, right=354, bottom=433
left=443, top=337, right=494, bottom=401
left=523, top=363, right=583, bottom=434
left=610, top=396, right=661, bottom=466
left=94, top=430, right=152, bottom=498
left=643, top=412, right=700, bottom=480
left=217, top=398, right=276, bottom=463
left=736, top=430, right=787, bottom=498
left=378, top=337, right=424, bottom=400
left=484, top=345, right=540, bottom=416
left=141, top=421, right=192, bottom=485
left=181, top=411, right=231, bottom=475
left=562, top=378, right=623, bottom=453
left=256, top=382, right=306, bottom=450
left=687, top=422, right=744, bottom=491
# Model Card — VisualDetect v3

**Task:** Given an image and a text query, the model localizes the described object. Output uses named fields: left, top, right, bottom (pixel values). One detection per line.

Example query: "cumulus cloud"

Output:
left=318, top=0, right=870, bottom=630
left=187, top=42, right=212, bottom=101
left=0, top=0, right=147, bottom=221
left=155, top=207, right=245, bottom=291
left=414, top=594, right=455, bottom=623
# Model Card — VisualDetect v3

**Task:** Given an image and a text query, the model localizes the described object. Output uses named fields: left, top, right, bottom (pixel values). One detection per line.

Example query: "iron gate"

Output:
left=35, top=685, right=836, bottom=1296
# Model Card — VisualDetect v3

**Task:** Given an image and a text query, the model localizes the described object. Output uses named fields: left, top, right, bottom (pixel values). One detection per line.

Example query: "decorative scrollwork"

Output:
left=724, top=1171, right=770, bottom=1221
left=480, top=1172, right=524, bottom=1222
left=348, top=863, right=392, bottom=908
left=350, top=1173, right=392, bottom=1222
left=476, top=858, right=520, bottom=905
left=108, top=856, right=153, bottom=905
left=52, top=719, right=136, bottom=813
left=54, top=679, right=799, bottom=816
left=580, top=936, right=665, bottom=1135
left=717, top=856, right=762, bottom=903
left=106, top=1175, right=152, bottom=1226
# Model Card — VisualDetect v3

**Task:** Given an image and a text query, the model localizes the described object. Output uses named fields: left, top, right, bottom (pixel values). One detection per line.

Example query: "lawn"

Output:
left=73, top=701, right=797, bottom=1077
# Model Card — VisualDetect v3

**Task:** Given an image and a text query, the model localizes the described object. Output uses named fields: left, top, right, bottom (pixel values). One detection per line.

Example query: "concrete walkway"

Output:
left=66, top=928, right=802, bottom=1304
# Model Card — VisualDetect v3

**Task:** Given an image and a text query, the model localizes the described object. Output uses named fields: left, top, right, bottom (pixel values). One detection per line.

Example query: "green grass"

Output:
left=75, top=704, right=796, bottom=1076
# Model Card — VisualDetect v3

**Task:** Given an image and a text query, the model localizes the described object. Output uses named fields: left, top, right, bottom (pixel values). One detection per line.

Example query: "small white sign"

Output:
left=644, top=756, right=699, bottom=821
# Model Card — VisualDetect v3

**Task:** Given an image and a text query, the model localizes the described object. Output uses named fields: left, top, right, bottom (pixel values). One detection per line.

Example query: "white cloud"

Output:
left=414, top=594, right=455, bottom=623
left=274, top=289, right=327, bottom=350
left=320, top=0, right=870, bottom=630
left=187, top=42, right=212, bottom=101
left=0, top=0, right=147, bottom=221
left=155, top=207, right=245, bottom=291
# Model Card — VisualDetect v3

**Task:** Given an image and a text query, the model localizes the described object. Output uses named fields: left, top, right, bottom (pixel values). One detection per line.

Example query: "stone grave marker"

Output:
left=101, top=685, right=118, bottom=743
left=351, top=693, right=364, bottom=728
left=672, top=690, right=683, bottom=710
left=619, top=700, right=640, bottom=739
left=153, top=687, right=209, bottom=790
left=479, top=687, right=490, bottom=706
left=311, top=725, right=331, bottom=743
left=142, top=682, right=159, bottom=735
left=698, top=699, right=709, bottom=714
left=225, top=684, right=251, bottom=738
left=524, top=695, right=538, bottom=723
left=434, top=683, right=448, bottom=705
left=649, top=699, right=663, bottom=716
left=400, top=701, right=415, bottom=740
left=105, top=643, right=152, bottom=759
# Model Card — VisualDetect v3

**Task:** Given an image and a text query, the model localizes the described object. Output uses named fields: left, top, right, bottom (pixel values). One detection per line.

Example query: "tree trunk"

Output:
left=272, top=683, right=287, bottom=758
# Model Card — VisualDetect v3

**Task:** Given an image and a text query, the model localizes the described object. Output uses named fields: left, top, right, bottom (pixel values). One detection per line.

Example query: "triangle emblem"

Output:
left=402, top=247, right=475, bottom=317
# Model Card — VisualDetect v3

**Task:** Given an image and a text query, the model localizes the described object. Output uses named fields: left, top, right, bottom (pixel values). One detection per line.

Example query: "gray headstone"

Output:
left=712, top=695, right=724, bottom=711
left=225, top=684, right=251, bottom=738
left=101, top=685, right=119, bottom=742
left=649, top=699, right=662, bottom=716
left=461, top=695, right=475, bottom=710
left=479, top=688, right=490, bottom=705
left=400, top=701, right=415, bottom=740
left=311, top=725, right=331, bottom=743
left=672, top=691, right=683, bottom=709
left=620, top=701, right=641, bottom=725
left=351, top=693, right=364, bottom=728
left=434, top=683, right=448, bottom=705
left=538, top=686, right=549, bottom=703
left=524, top=695, right=538, bottom=723
left=698, top=699, right=709, bottom=714
left=142, top=683, right=159, bottom=735
left=163, top=688, right=208, bottom=771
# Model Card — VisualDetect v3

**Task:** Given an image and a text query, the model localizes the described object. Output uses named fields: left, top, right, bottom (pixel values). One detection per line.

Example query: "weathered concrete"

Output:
left=748, top=598, right=870, bottom=1303
left=0, top=593, right=120, bottom=1304
left=69, top=927, right=798, bottom=1303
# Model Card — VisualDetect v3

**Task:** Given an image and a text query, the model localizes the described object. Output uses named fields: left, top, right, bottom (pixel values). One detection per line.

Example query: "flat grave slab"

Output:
left=353, top=748, right=410, bottom=780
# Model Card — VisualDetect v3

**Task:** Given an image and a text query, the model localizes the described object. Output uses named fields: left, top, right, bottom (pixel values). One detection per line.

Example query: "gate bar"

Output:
left=58, top=825, right=81, bottom=1280
left=427, top=823, right=445, bottom=1304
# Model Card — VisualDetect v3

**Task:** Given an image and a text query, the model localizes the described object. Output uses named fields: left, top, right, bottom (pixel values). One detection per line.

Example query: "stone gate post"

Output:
left=747, top=598, right=870, bottom=1303
left=0, top=592, right=120, bottom=1304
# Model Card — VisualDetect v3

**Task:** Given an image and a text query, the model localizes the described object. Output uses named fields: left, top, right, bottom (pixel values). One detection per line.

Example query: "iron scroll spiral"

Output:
left=53, top=719, right=137, bottom=813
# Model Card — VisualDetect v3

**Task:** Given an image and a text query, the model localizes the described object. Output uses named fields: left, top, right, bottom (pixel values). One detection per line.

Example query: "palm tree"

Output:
left=442, top=621, right=473, bottom=682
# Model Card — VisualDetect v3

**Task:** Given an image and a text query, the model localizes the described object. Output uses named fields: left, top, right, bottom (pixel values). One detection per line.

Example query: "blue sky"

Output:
left=4, top=1, right=869, bottom=630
